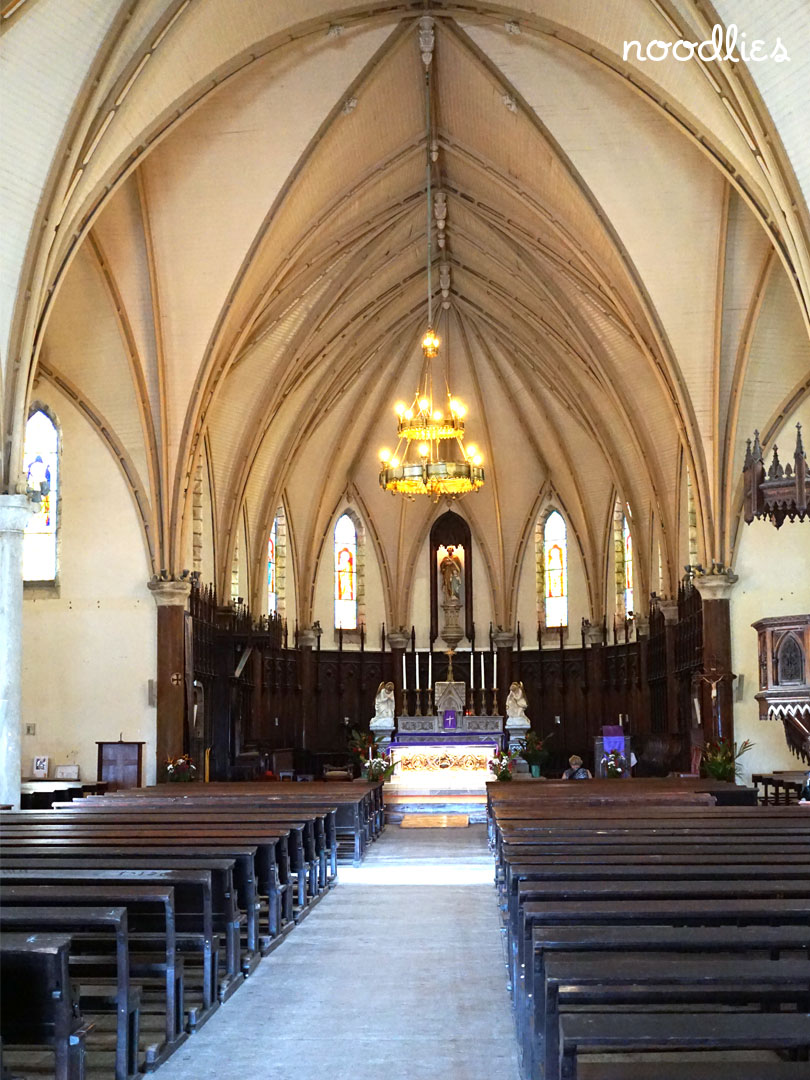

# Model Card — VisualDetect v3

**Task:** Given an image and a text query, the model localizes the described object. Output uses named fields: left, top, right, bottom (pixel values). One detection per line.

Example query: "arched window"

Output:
left=334, top=513, right=358, bottom=629
left=623, top=513, right=634, bottom=617
left=543, top=510, right=568, bottom=627
left=267, top=517, right=278, bottom=614
left=267, top=505, right=288, bottom=618
left=23, top=409, right=59, bottom=582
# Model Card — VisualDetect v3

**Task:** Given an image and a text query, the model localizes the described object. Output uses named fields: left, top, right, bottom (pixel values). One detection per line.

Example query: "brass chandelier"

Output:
left=378, top=21, right=485, bottom=501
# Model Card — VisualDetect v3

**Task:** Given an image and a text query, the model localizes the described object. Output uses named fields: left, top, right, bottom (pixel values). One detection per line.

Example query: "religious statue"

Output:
left=373, top=681, right=395, bottom=720
left=440, top=545, right=462, bottom=601
left=505, top=681, right=528, bottom=721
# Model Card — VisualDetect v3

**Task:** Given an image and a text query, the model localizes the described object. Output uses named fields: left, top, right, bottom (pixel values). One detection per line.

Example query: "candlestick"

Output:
left=402, top=652, right=407, bottom=690
left=416, top=651, right=420, bottom=690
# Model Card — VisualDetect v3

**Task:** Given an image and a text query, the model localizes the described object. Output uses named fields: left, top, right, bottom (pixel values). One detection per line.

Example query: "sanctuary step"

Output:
left=385, top=790, right=487, bottom=824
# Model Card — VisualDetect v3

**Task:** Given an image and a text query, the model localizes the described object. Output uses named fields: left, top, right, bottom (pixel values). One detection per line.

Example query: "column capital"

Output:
left=298, top=625, right=322, bottom=649
left=147, top=577, right=191, bottom=607
left=655, top=598, right=679, bottom=624
left=583, top=622, right=604, bottom=646
left=0, top=493, right=35, bottom=533
left=692, top=569, right=738, bottom=602
left=634, top=616, right=650, bottom=639
left=493, top=630, right=515, bottom=649
left=386, top=631, right=411, bottom=650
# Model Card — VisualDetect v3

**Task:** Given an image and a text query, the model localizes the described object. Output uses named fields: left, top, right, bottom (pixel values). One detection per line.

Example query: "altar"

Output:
left=387, top=713, right=504, bottom=791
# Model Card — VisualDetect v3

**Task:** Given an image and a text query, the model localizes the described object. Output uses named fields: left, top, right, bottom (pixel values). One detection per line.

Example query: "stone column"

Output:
left=387, top=631, right=410, bottom=718
left=148, top=578, right=191, bottom=774
left=0, top=495, right=34, bottom=810
left=297, top=625, right=320, bottom=752
left=692, top=571, right=738, bottom=744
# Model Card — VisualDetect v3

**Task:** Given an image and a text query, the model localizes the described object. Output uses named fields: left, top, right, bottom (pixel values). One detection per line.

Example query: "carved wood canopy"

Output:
left=744, top=426, right=809, bottom=527
left=752, top=614, right=810, bottom=764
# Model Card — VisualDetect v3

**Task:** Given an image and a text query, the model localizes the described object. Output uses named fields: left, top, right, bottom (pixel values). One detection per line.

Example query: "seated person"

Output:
left=562, top=754, right=592, bottom=780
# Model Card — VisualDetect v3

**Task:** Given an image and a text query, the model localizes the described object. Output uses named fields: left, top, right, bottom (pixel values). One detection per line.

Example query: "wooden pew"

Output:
left=0, top=864, right=227, bottom=1018
left=0, top=932, right=93, bottom=1080
left=0, top=882, right=184, bottom=1068
left=543, top=954, right=810, bottom=1080
left=0, top=837, right=267, bottom=970
left=0, top=905, right=138, bottom=1080
left=524, top=923, right=810, bottom=1080
left=558, top=1012, right=810, bottom=1080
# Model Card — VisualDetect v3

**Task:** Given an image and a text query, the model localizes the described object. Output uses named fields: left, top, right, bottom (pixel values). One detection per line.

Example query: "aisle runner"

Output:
left=399, top=813, right=469, bottom=828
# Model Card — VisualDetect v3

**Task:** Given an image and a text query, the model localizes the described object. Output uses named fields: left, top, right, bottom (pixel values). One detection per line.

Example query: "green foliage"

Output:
left=519, top=729, right=552, bottom=768
left=700, top=738, right=754, bottom=782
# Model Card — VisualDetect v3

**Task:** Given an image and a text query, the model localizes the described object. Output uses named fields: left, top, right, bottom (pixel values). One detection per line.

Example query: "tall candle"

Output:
left=480, top=651, right=485, bottom=688
left=470, top=649, right=475, bottom=688
left=402, top=652, right=407, bottom=690
left=493, top=653, right=497, bottom=691
left=416, top=652, right=420, bottom=690
left=428, top=650, right=432, bottom=689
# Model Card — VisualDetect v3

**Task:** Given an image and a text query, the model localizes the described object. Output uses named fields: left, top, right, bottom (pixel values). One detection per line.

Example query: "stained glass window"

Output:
left=334, top=513, right=357, bottom=629
left=267, top=516, right=277, bottom=614
left=544, top=510, right=567, bottom=627
left=23, top=410, right=58, bottom=582
left=623, top=514, right=634, bottom=616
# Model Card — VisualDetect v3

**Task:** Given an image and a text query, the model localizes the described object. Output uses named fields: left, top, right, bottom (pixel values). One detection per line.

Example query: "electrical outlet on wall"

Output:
left=25, top=723, right=36, bottom=736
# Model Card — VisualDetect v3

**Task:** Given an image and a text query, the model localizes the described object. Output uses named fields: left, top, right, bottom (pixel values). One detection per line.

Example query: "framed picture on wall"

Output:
left=54, top=765, right=80, bottom=780
left=32, top=756, right=49, bottom=779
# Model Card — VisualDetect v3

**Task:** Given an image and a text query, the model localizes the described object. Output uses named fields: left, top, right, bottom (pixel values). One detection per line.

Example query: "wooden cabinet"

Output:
left=96, top=741, right=144, bottom=790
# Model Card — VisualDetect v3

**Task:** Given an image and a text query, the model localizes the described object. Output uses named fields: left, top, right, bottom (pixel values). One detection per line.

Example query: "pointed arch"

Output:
left=23, top=403, right=60, bottom=584
left=538, top=508, right=568, bottom=629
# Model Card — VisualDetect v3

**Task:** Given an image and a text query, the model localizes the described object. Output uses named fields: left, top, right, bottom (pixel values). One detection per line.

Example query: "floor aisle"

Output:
left=155, top=824, right=520, bottom=1080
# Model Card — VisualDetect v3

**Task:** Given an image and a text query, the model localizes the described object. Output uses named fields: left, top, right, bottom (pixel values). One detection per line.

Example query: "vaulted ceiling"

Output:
left=3, top=0, right=810, bottom=625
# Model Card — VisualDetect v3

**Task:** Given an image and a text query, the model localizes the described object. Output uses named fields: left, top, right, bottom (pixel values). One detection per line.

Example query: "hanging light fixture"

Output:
left=378, top=19, right=485, bottom=501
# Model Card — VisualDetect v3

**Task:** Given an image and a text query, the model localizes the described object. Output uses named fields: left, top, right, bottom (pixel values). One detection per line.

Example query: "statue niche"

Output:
left=429, top=511, right=473, bottom=646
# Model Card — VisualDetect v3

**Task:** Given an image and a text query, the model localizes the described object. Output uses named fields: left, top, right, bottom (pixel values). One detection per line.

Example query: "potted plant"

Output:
left=364, top=753, right=396, bottom=782
left=489, top=749, right=519, bottom=781
left=700, top=738, right=754, bottom=783
left=520, top=730, right=551, bottom=778
left=348, top=729, right=396, bottom=781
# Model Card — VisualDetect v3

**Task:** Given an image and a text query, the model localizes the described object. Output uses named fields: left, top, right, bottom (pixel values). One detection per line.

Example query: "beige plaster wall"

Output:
left=21, top=382, right=157, bottom=786
left=731, top=519, right=810, bottom=785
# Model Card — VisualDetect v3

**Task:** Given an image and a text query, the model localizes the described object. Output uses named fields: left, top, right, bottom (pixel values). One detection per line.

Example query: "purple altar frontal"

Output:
left=392, top=734, right=502, bottom=747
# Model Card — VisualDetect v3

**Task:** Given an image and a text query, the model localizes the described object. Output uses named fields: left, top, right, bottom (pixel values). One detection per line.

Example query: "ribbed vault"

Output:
left=5, top=0, right=810, bottom=628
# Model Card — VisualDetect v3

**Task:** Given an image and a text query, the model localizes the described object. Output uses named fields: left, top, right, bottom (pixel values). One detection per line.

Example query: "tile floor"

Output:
left=154, top=824, right=520, bottom=1080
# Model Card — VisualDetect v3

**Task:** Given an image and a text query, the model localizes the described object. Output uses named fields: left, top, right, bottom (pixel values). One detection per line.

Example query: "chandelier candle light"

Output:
left=378, top=19, right=485, bottom=501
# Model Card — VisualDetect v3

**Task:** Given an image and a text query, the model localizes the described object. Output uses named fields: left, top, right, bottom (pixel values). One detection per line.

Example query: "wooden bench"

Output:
left=558, top=1012, right=810, bottom=1080
left=0, top=864, right=227, bottom=1017
left=0, top=882, right=184, bottom=1068
left=523, top=923, right=810, bottom=1080
left=0, top=932, right=93, bottom=1080
left=543, top=953, right=810, bottom=1080
left=0, top=905, right=138, bottom=1080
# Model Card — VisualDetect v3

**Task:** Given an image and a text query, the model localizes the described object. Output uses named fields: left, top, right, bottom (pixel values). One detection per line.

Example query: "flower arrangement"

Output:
left=700, top=738, right=754, bottom=783
left=520, top=730, right=552, bottom=772
left=348, top=729, right=396, bottom=781
left=489, top=749, right=519, bottom=781
left=600, top=748, right=627, bottom=778
left=364, top=755, right=396, bottom=782
left=165, top=754, right=197, bottom=782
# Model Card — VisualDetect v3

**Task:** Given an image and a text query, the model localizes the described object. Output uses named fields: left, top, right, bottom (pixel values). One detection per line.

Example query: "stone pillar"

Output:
left=297, top=625, right=321, bottom=752
left=148, top=578, right=191, bottom=774
left=0, top=495, right=34, bottom=810
left=493, top=630, right=514, bottom=718
left=387, top=631, right=410, bottom=718
left=692, top=571, right=738, bottom=744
